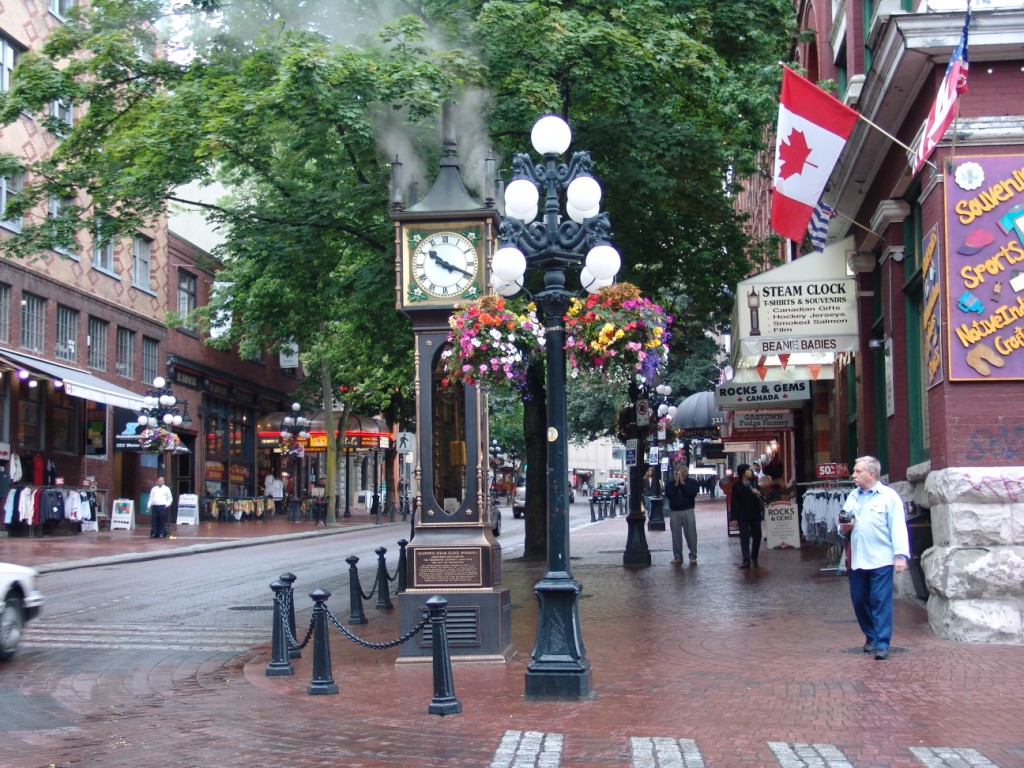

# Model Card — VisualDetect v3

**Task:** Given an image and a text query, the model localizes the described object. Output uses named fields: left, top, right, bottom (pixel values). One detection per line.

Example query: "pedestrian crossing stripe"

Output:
left=21, top=621, right=267, bottom=653
left=489, top=732, right=1005, bottom=767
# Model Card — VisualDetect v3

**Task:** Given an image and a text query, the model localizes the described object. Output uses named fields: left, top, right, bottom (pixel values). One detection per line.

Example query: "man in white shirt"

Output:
left=264, top=472, right=284, bottom=516
left=147, top=476, right=174, bottom=539
left=838, top=456, right=910, bottom=660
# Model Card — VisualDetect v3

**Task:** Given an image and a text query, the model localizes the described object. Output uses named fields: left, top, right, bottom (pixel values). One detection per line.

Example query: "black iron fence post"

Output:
left=396, top=539, right=409, bottom=594
left=426, top=596, right=461, bottom=716
left=307, top=588, right=339, bottom=696
left=279, top=571, right=301, bottom=659
left=345, top=555, right=368, bottom=625
left=265, top=580, right=294, bottom=677
left=374, top=547, right=394, bottom=610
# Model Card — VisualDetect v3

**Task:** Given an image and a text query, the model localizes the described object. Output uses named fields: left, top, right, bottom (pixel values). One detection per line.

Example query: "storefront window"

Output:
left=17, top=378, right=43, bottom=451
left=84, top=404, right=106, bottom=456
left=51, top=389, right=79, bottom=454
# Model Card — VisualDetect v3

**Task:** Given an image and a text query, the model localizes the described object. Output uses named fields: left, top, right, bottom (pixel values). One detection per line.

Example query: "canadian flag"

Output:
left=771, top=67, right=859, bottom=242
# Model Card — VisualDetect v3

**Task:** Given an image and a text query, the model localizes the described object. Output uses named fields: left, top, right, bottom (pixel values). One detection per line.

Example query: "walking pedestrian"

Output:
left=729, top=463, right=763, bottom=568
left=664, top=466, right=700, bottom=565
left=264, top=471, right=284, bottom=517
left=838, top=455, right=910, bottom=661
left=147, top=476, right=173, bottom=539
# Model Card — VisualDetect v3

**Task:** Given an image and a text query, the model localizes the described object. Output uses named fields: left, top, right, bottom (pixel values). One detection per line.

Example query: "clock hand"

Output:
left=429, top=250, right=474, bottom=278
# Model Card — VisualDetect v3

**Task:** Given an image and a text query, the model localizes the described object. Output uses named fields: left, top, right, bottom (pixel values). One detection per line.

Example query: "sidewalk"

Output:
left=0, top=509, right=383, bottom=572
left=4, top=496, right=1023, bottom=767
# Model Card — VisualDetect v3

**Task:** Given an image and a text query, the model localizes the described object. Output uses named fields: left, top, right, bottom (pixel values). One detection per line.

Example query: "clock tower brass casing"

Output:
left=390, top=102, right=513, bottom=663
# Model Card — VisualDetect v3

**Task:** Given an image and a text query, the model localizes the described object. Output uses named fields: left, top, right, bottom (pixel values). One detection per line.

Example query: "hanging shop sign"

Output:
left=714, top=381, right=811, bottom=410
left=944, top=154, right=1024, bottom=381
left=734, top=246, right=859, bottom=358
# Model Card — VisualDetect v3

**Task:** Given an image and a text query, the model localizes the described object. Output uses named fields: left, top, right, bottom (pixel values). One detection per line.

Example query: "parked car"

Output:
left=512, top=479, right=526, bottom=519
left=591, top=480, right=624, bottom=504
left=1, top=562, right=43, bottom=661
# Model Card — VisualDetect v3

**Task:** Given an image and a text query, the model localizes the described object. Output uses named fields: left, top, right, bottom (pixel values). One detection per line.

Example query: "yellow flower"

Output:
left=615, top=329, right=625, bottom=340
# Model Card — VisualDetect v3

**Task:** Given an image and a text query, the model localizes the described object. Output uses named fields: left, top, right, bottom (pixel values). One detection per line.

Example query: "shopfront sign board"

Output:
left=764, top=500, right=800, bottom=550
left=110, top=499, right=135, bottom=531
left=177, top=493, right=199, bottom=525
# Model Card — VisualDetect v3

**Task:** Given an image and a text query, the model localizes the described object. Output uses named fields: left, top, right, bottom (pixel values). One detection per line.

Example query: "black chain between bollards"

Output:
left=276, top=590, right=316, bottom=650
left=324, top=602, right=429, bottom=649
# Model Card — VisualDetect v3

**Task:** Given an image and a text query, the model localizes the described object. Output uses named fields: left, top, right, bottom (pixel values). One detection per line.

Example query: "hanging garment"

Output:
left=9, top=453, right=22, bottom=483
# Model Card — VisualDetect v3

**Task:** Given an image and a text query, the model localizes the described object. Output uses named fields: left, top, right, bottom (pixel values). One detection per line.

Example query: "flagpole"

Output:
left=855, top=113, right=938, bottom=172
left=833, top=209, right=886, bottom=244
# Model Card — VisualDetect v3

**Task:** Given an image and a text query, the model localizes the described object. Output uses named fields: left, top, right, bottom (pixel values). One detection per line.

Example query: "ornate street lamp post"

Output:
left=280, top=402, right=311, bottom=516
left=137, top=375, right=184, bottom=474
left=648, top=384, right=677, bottom=531
left=491, top=114, right=622, bottom=700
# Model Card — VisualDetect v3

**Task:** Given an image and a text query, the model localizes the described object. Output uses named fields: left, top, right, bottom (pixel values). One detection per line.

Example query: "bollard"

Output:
left=396, top=539, right=409, bottom=594
left=590, top=500, right=597, bottom=523
left=426, top=595, right=461, bottom=715
left=374, top=547, right=394, bottom=610
left=307, top=588, right=339, bottom=695
left=279, top=572, right=301, bottom=659
left=346, top=555, right=368, bottom=625
left=265, top=581, right=294, bottom=677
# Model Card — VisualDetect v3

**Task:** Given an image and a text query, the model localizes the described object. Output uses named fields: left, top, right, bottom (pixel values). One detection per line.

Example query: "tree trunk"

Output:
left=319, top=360, right=338, bottom=523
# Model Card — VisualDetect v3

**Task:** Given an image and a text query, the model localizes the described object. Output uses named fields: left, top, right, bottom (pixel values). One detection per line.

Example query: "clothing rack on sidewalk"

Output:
left=2, top=485, right=107, bottom=537
left=798, top=481, right=855, bottom=572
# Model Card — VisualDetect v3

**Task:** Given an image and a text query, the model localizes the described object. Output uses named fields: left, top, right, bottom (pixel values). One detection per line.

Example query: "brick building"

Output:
left=729, top=0, right=1024, bottom=643
left=1, top=1, right=301, bottom=528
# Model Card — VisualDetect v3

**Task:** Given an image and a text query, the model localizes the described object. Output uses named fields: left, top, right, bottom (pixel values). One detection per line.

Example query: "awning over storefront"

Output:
left=0, top=348, right=145, bottom=410
left=256, top=410, right=392, bottom=451
left=729, top=236, right=859, bottom=383
left=672, top=391, right=725, bottom=437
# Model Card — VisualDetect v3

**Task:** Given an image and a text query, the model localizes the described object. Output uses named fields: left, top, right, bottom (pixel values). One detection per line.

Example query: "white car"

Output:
left=512, top=481, right=526, bottom=519
left=1, top=562, right=43, bottom=660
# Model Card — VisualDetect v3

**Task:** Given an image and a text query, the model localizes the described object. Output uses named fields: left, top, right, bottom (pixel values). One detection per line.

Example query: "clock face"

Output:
left=411, top=231, right=480, bottom=299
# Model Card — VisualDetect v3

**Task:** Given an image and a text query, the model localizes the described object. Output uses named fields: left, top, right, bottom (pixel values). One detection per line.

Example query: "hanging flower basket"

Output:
left=441, top=294, right=545, bottom=394
left=565, top=283, right=671, bottom=385
left=443, top=284, right=671, bottom=393
left=140, top=427, right=181, bottom=454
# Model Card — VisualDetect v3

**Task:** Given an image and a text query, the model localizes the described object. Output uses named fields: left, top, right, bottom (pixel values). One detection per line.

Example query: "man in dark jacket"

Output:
left=664, top=466, right=700, bottom=565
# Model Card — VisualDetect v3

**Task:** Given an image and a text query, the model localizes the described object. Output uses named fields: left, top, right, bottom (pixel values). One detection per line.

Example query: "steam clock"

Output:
left=391, top=103, right=512, bottom=662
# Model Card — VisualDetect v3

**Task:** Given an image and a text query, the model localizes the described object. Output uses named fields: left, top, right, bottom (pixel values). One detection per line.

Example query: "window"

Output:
left=55, top=305, right=79, bottom=362
left=49, top=97, right=73, bottom=134
left=87, top=316, right=108, bottom=371
left=20, top=293, right=45, bottom=353
left=115, top=327, right=134, bottom=378
left=142, top=336, right=158, bottom=384
left=178, top=269, right=197, bottom=326
left=0, top=283, right=9, bottom=343
left=17, top=378, right=43, bottom=451
left=1, top=34, right=21, bottom=93
left=48, top=195, right=78, bottom=257
left=93, top=217, right=115, bottom=274
left=49, top=0, right=75, bottom=19
left=133, top=236, right=152, bottom=291
left=1, top=173, right=23, bottom=232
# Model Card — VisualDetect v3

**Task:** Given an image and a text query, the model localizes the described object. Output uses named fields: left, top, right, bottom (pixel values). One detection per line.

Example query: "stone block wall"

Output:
left=921, top=467, right=1024, bottom=644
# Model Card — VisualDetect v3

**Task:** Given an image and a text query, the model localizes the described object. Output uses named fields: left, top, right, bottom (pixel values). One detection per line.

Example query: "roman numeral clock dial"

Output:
left=409, top=230, right=481, bottom=303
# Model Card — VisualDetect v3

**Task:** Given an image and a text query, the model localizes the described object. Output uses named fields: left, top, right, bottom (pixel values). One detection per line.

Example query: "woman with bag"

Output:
left=730, top=463, right=764, bottom=568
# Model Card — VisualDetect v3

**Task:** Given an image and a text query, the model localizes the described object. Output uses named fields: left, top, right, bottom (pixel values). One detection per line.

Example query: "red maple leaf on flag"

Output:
left=778, top=129, right=817, bottom=180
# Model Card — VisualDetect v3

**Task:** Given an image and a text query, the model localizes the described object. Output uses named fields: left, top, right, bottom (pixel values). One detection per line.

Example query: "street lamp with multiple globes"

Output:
left=137, top=376, right=184, bottom=471
left=491, top=114, right=622, bottom=700
left=280, top=402, right=311, bottom=506
left=648, top=383, right=678, bottom=531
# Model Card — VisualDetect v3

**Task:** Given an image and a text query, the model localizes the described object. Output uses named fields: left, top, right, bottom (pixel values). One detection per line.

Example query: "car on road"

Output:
left=1, top=562, right=43, bottom=660
left=491, top=502, right=502, bottom=537
left=512, top=478, right=526, bottom=518
left=591, top=480, right=624, bottom=504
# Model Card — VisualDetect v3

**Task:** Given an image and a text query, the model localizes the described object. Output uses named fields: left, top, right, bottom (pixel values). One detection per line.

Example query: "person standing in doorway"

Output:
left=730, top=463, right=763, bottom=568
left=664, top=466, right=700, bottom=565
left=147, top=476, right=173, bottom=539
left=264, top=471, right=284, bottom=517
left=838, top=455, right=910, bottom=660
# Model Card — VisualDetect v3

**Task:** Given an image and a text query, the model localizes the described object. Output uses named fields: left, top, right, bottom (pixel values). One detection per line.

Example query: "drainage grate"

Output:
left=228, top=605, right=275, bottom=611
